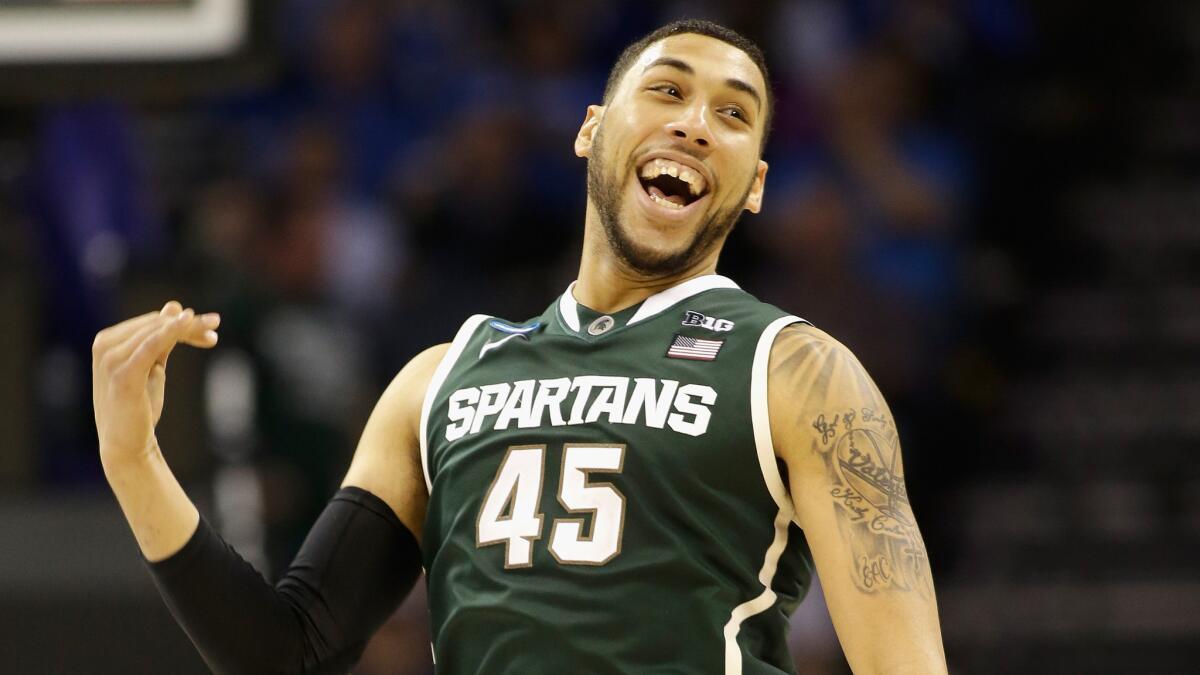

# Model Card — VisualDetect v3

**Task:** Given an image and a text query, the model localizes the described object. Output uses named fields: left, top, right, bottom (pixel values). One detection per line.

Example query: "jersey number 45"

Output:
left=476, top=443, right=626, bottom=568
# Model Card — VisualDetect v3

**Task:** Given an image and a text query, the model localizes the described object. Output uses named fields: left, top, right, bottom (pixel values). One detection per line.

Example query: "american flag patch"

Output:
left=666, top=334, right=724, bottom=361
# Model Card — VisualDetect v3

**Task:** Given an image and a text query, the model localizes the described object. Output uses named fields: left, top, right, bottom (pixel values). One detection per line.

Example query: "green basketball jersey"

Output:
left=419, top=274, right=814, bottom=674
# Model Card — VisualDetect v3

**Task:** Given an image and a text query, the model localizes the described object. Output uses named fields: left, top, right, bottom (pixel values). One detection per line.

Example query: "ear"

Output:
left=574, top=105, right=605, bottom=158
left=743, top=159, right=769, bottom=213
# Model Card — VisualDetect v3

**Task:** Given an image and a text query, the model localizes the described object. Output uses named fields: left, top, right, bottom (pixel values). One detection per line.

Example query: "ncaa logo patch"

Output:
left=681, top=310, right=734, bottom=332
left=480, top=320, right=541, bottom=358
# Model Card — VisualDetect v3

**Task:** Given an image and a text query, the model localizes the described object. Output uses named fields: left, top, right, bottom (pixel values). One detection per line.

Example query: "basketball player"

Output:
left=93, top=20, right=947, bottom=674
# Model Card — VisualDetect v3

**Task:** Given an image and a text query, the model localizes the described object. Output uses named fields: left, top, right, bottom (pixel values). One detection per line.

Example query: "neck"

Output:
left=574, top=201, right=721, bottom=313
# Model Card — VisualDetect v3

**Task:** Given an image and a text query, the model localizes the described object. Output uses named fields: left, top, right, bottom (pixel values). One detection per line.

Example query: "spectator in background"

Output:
left=752, top=36, right=968, bottom=402
left=292, top=0, right=405, bottom=198
left=24, top=102, right=161, bottom=484
left=191, top=118, right=402, bottom=569
left=750, top=18, right=973, bottom=581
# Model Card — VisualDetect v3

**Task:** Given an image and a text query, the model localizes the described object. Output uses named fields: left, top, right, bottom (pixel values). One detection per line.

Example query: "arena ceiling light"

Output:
left=0, top=0, right=247, bottom=63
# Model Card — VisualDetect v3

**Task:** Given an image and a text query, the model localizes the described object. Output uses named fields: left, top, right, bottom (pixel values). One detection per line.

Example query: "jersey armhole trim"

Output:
left=723, top=314, right=807, bottom=675
left=750, top=315, right=806, bottom=521
left=419, top=314, right=491, bottom=494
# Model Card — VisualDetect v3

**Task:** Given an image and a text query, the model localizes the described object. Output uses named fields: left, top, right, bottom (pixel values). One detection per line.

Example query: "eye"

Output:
left=721, top=105, right=749, bottom=123
left=649, top=83, right=682, bottom=99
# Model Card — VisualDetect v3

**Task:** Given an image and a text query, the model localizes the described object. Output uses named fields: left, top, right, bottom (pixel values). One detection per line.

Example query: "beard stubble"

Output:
left=586, top=127, right=752, bottom=278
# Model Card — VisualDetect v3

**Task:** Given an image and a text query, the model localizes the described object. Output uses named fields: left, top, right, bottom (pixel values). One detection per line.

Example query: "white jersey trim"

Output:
left=419, top=314, right=491, bottom=494
left=723, top=314, right=805, bottom=674
left=627, top=274, right=739, bottom=325
left=556, top=274, right=740, bottom=333
left=750, top=315, right=804, bottom=515
left=557, top=281, right=581, bottom=332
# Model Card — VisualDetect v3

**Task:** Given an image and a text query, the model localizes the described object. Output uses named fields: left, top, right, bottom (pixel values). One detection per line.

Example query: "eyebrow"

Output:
left=641, top=56, right=763, bottom=113
left=724, top=77, right=762, bottom=113
left=644, top=56, right=694, bottom=75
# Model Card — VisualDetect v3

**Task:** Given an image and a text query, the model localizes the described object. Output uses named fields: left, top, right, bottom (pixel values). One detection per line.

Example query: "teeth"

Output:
left=649, top=191, right=684, bottom=209
left=639, top=158, right=707, bottom=196
left=679, top=169, right=699, bottom=195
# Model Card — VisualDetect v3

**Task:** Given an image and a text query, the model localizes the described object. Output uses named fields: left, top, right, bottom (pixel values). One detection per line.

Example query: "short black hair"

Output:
left=601, top=19, right=774, bottom=151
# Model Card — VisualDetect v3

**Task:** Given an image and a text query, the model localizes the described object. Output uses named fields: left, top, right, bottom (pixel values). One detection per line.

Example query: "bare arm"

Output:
left=341, top=342, right=450, bottom=540
left=769, top=324, right=947, bottom=674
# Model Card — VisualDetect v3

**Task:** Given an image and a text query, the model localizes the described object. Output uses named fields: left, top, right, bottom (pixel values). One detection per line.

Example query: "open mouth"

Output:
left=637, top=157, right=710, bottom=211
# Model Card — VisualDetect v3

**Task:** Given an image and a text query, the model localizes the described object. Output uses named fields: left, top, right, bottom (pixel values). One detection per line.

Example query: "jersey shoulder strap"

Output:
left=419, top=314, right=491, bottom=492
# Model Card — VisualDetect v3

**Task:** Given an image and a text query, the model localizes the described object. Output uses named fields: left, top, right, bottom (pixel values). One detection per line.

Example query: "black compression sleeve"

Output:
left=147, top=487, right=421, bottom=675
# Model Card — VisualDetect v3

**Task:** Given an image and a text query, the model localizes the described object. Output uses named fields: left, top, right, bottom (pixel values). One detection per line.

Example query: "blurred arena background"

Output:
left=0, top=0, right=1198, bottom=672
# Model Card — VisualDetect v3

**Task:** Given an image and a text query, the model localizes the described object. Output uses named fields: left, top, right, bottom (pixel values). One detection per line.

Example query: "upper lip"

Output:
left=635, top=149, right=713, bottom=195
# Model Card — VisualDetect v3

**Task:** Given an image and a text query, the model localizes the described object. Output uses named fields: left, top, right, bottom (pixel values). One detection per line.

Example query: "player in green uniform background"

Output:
left=92, top=19, right=948, bottom=674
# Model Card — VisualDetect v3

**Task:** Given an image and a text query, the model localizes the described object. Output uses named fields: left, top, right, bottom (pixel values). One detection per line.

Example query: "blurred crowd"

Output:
left=2, top=0, right=1032, bottom=672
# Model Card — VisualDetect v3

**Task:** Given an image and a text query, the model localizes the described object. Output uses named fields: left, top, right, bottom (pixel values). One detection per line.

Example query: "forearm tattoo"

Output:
left=773, top=328, right=933, bottom=597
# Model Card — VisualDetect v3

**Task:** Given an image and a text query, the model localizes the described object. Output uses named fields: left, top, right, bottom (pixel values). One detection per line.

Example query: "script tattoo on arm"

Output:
left=772, top=327, right=933, bottom=598
left=812, top=407, right=931, bottom=596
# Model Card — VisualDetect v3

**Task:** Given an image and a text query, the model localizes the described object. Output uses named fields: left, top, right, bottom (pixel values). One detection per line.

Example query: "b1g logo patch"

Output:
left=681, top=310, right=734, bottom=332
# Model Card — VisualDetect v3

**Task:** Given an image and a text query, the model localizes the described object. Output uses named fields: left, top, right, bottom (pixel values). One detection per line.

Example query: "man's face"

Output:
left=577, top=33, right=769, bottom=277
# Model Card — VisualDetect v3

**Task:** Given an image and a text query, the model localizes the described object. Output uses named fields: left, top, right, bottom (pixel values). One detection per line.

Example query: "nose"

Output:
left=665, top=104, right=711, bottom=148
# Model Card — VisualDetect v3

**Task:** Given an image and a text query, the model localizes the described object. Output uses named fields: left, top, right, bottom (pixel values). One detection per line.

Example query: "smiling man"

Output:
left=584, top=35, right=768, bottom=281
left=93, top=19, right=947, bottom=674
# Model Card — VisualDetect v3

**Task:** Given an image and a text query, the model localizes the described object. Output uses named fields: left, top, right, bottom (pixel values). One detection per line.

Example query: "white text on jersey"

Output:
left=445, top=376, right=717, bottom=441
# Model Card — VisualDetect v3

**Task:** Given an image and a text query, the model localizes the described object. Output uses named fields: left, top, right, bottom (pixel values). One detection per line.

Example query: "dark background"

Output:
left=0, top=1, right=1197, bottom=673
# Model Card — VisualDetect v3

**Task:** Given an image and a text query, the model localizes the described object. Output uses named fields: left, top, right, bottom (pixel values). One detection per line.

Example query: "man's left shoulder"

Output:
left=767, top=323, right=879, bottom=407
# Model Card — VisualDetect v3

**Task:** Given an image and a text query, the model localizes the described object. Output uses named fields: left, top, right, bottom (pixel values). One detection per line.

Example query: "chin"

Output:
left=587, top=150, right=737, bottom=277
left=606, top=202, right=712, bottom=277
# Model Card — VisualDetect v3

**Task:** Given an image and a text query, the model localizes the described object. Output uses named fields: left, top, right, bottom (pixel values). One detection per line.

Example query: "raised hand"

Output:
left=92, top=301, right=220, bottom=468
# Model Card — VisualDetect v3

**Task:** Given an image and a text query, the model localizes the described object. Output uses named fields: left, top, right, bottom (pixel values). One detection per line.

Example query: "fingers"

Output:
left=92, top=301, right=186, bottom=357
left=126, top=309, right=195, bottom=377
left=104, top=309, right=192, bottom=370
left=159, top=312, right=220, bottom=370
left=93, top=300, right=220, bottom=362
left=161, top=300, right=220, bottom=348
left=92, top=311, right=162, bottom=357
left=94, top=302, right=221, bottom=376
left=181, top=312, right=221, bottom=348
